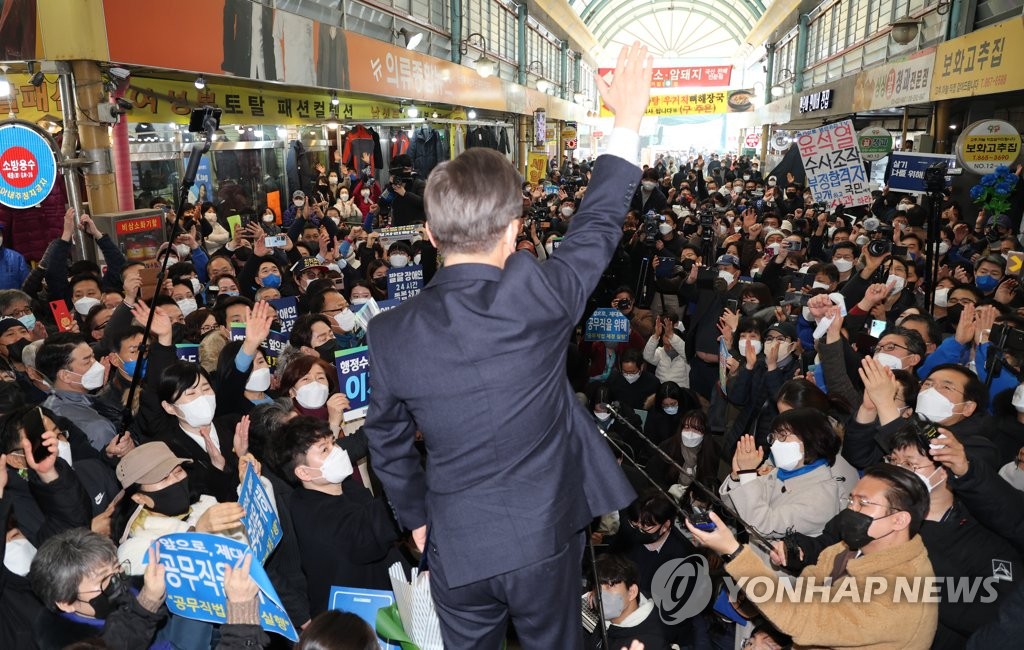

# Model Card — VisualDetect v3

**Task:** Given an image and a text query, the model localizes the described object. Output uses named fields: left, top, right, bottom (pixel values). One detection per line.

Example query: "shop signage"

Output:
left=598, top=65, right=733, bottom=89
left=534, top=109, right=546, bottom=147
left=561, top=122, right=578, bottom=141
left=0, top=122, right=58, bottom=209
left=771, top=131, right=792, bottom=150
left=526, top=153, right=548, bottom=184
left=852, top=49, right=935, bottom=111
left=858, top=126, right=894, bottom=162
left=931, top=17, right=1024, bottom=101
left=955, top=119, right=1022, bottom=174
left=887, top=152, right=958, bottom=194
left=744, top=133, right=761, bottom=148
left=798, top=89, right=834, bottom=113
left=796, top=119, right=872, bottom=208
left=600, top=89, right=754, bottom=118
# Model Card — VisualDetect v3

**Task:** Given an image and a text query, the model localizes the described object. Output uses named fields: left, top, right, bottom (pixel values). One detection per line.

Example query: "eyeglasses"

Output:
left=93, top=321, right=109, bottom=331
left=77, top=561, right=131, bottom=597
left=764, top=335, right=790, bottom=343
left=948, top=297, right=977, bottom=306
left=884, top=456, right=934, bottom=473
left=875, top=342, right=908, bottom=354
left=767, top=429, right=796, bottom=444
left=9, top=307, right=32, bottom=318
left=840, top=496, right=896, bottom=512
left=200, top=324, right=218, bottom=334
left=920, top=378, right=965, bottom=395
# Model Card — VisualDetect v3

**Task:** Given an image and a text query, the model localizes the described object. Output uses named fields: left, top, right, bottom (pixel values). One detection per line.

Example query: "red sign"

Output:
left=115, top=215, right=162, bottom=235
left=593, top=131, right=604, bottom=139
left=598, top=65, right=733, bottom=89
left=744, top=133, right=761, bottom=148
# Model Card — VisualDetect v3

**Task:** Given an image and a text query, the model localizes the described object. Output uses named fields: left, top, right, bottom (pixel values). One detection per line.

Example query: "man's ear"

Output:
left=892, top=510, right=913, bottom=533
left=423, top=222, right=439, bottom=249
left=905, top=354, right=922, bottom=369
left=628, top=583, right=639, bottom=603
left=961, top=400, right=978, bottom=418
left=55, top=600, right=77, bottom=614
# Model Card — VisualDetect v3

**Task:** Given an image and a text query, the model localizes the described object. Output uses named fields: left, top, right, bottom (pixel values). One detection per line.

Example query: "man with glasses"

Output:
left=29, top=528, right=168, bottom=648
left=872, top=326, right=926, bottom=373
left=687, top=463, right=938, bottom=649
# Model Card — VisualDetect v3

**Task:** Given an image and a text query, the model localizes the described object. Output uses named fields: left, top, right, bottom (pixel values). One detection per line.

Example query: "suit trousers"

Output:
left=429, top=531, right=586, bottom=650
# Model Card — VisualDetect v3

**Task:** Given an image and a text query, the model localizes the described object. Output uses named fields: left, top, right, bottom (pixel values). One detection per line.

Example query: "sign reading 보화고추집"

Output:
left=0, top=122, right=58, bottom=209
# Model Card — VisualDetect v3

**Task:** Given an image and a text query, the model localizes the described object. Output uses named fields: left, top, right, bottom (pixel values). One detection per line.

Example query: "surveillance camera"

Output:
left=97, top=102, right=127, bottom=124
left=115, top=97, right=133, bottom=111
left=108, top=67, right=130, bottom=80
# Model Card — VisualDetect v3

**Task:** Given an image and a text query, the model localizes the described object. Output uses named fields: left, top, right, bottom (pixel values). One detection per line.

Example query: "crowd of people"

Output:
left=2, top=58, right=1024, bottom=648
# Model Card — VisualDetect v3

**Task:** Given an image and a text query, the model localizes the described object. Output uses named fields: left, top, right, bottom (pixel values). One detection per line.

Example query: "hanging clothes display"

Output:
left=342, top=125, right=384, bottom=174
left=453, top=125, right=466, bottom=157
left=286, top=139, right=312, bottom=195
left=497, top=127, right=511, bottom=155
left=391, top=130, right=411, bottom=159
left=316, top=24, right=348, bottom=89
left=408, top=125, right=449, bottom=178
left=466, top=125, right=499, bottom=150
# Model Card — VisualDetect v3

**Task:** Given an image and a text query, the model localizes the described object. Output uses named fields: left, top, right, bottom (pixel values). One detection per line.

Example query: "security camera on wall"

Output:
left=109, top=67, right=130, bottom=80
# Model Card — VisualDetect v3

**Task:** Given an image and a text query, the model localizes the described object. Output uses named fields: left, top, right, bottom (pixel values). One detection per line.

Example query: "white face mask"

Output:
left=57, top=438, right=73, bottom=467
left=938, top=241, right=950, bottom=255
left=561, top=206, right=575, bottom=217
left=767, top=243, right=782, bottom=256
left=775, top=341, right=793, bottom=358
left=67, top=360, right=106, bottom=391
left=663, top=404, right=678, bottom=415
left=339, top=193, right=349, bottom=201
left=334, top=308, right=355, bottom=331
left=833, top=258, right=854, bottom=273
left=681, top=429, right=703, bottom=448
left=361, top=189, right=371, bottom=198
left=176, top=298, right=198, bottom=317
left=594, top=411, right=612, bottom=422
left=351, top=297, right=370, bottom=306
left=771, top=439, right=804, bottom=471
left=389, top=254, right=409, bottom=268
left=204, top=211, right=218, bottom=222
left=934, top=287, right=951, bottom=308
left=623, top=372, right=641, bottom=384
left=175, top=244, right=191, bottom=258
left=768, top=179, right=777, bottom=187
left=176, top=394, right=217, bottom=428
left=718, top=270, right=735, bottom=285
left=915, top=387, right=959, bottom=423
left=811, top=281, right=830, bottom=291
left=245, top=367, right=272, bottom=393
left=601, top=590, right=626, bottom=619
left=897, top=203, right=911, bottom=211
left=295, top=381, right=330, bottom=409
left=738, top=339, right=762, bottom=356
left=886, top=274, right=906, bottom=294
left=915, top=466, right=946, bottom=494
left=642, top=181, right=657, bottom=191
left=293, top=199, right=305, bottom=207
left=874, top=352, right=905, bottom=370
left=413, top=253, right=422, bottom=265
left=73, top=296, right=102, bottom=316
left=658, top=223, right=673, bottom=235
left=1012, top=384, right=1024, bottom=413
left=3, top=537, right=37, bottom=577
left=262, top=213, right=275, bottom=223
left=310, top=445, right=353, bottom=484
left=328, top=176, right=339, bottom=185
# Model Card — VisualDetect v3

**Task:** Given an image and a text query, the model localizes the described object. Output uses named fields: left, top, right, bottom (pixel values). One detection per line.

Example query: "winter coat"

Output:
left=643, top=333, right=690, bottom=387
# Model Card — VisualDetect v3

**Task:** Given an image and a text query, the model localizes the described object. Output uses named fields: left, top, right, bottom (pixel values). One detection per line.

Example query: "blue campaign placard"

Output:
left=229, top=323, right=246, bottom=342
left=335, top=345, right=370, bottom=420
left=0, top=122, right=58, bottom=209
left=387, top=264, right=424, bottom=302
left=887, top=152, right=958, bottom=194
left=238, top=464, right=282, bottom=565
left=147, top=532, right=298, bottom=641
left=584, top=307, right=631, bottom=343
left=175, top=344, right=200, bottom=363
left=376, top=299, right=401, bottom=313
left=268, top=296, right=299, bottom=334
left=328, top=586, right=401, bottom=650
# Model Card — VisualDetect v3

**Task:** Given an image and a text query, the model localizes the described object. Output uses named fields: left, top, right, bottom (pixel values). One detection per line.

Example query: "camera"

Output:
left=642, top=211, right=660, bottom=245
left=867, top=239, right=891, bottom=257
left=923, top=161, right=960, bottom=194
left=901, top=414, right=941, bottom=448
left=561, top=175, right=584, bottom=195
left=614, top=298, right=631, bottom=311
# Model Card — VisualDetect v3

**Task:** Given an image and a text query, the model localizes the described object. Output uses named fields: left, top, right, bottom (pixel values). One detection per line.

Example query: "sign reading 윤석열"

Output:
left=0, top=122, right=58, bottom=209
left=796, top=120, right=872, bottom=209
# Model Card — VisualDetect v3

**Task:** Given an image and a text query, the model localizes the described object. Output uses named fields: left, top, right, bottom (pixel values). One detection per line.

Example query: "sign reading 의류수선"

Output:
left=0, top=122, right=58, bottom=209
left=335, top=345, right=370, bottom=421
left=238, top=463, right=282, bottom=565
left=795, top=120, right=873, bottom=209
left=886, top=152, right=959, bottom=194
left=584, top=308, right=631, bottom=343
left=146, top=532, right=298, bottom=641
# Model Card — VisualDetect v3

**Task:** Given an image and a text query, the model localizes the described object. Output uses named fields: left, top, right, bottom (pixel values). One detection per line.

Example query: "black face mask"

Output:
left=84, top=571, right=128, bottom=619
left=627, top=523, right=664, bottom=545
left=945, top=304, right=964, bottom=324
left=315, top=338, right=340, bottom=364
left=740, top=303, right=761, bottom=316
left=7, top=337, right=31, bottom=362
left=836, top=507, right=895, bottom=551
left=373, top=277, right=387, bottom=290
left=145, top=477, right=192, bottom=517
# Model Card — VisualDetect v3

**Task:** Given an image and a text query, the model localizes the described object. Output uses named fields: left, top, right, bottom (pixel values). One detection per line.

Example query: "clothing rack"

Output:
left=341, top=118, right=513, bottom=129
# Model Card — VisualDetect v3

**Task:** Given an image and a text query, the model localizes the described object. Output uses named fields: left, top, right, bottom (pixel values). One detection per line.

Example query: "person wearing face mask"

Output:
left=620, top=492, right=696, bottom=604
left=583, top=554, right=670, bottom=650
left=642, top=381, right=700, bottom=452
left=722, top=409, right=858, bottom=551
left=631, top=168, right=668, bottom=214
left=333, top=187, right=363, bottom=225
left=256, top=206, right=282, bottom=236
left=28, top=528, right=170, bottom=650
left=607, top=350, right=659, bottom=411
left=641, top=314, right=690, bottom=388
left=274, top=416, right=402, bottom=616
left=830, top=241, right=859, bottom=285
left=46, top=213, right=128, bottom=318
left=972, top=255, right=1006, bottom=297
left=680, top=254, right=745, bottom=396
left=111, top=442, right=247, bottom=576
left=38, top=333, right=119, bottom=452
left=291, top=257, right=330, bottom=295
left=646, top=409, right=720, bottom=495
left=213, top=301, right=278, bottom=417
left=198, top=201, right=232, bottom=249
left=689, top=463, right=938, bottom=650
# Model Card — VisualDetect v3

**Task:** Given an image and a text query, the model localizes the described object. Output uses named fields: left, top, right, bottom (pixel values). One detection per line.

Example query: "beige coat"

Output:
left=726, top=536, right=938, bottom=649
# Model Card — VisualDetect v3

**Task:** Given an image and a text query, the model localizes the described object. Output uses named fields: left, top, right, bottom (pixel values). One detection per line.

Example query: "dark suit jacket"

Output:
left=364, top=154, right=640, bottom=588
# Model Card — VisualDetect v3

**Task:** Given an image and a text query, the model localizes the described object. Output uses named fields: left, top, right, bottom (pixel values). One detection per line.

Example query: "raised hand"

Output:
left=195, top=502, right=245, bottom=533
left=733, top=434, right=763, bottom=473
left=22, top=429, right=59, bottom=483
left=243, top=302, right=275, bottom=350
left=140, top=544, right=166, bottom=610
left=233, top=415, right=251, bottom=458
left=594, top=42, right=653, bottom=131
left=954, top=302, right=977, bottom=345
left=223, top=553, right=260, bottom=604
left=131, top=302, right=173, bottom=344
left=929, top=428, right=969, bottom=477
left=79, top=214, right=103, bottom=239
left=824, top=305, right=844, bottom=344
left=974, top=305, right=997, bottom=345
left=200, top=428, right=226, bottom=470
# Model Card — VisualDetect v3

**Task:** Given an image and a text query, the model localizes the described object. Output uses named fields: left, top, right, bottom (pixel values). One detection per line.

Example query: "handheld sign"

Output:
left=887, top=152, right=958, bottom=194
left=175, top=344, right=200, bottom=363
left=376, top=225, right=421, bottom=247
left=49, top=300, right=75, bottom=332
left=335, top=346, right=370, bottom=421
left=268, top=296, right=299, bottom=334
left=238, top=464, right=282, bottom=565
left=229, top=323, right=246, bottom=342
left=387, top=264, right=424, bottom=302
left=328, top=586, right=401, bottom=650
left=584, top=307, right=630, bottom=343
left=795, top=120, right=872, bottom=208
left=147, top=532, right=298, bottom=641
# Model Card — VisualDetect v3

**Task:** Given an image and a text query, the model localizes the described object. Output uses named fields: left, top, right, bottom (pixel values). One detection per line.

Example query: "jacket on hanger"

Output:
left=466, top=126, right=499, bottom=150
left=391, top=131, right=411, bottom=159
left=409, top=126, right=448, bottom=178
left=343, top=126, right=384, bottom=174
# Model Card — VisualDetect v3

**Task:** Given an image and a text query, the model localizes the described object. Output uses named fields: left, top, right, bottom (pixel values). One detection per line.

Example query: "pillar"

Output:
left=934, top=100, right=952, bottom=154
left=517, top=4, right=527, bottom=85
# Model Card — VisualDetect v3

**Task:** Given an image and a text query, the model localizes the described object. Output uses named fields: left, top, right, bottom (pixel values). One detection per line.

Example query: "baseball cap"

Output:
left=716, top=254, right=740, bottom=267
left=780, top=220, right=794, bottom=233
left=116, top=441, right=191, bottom=488
left=987, top=213, right=1012, bottom=229
left=292, top=190, right=305, bottom=199
left=766, top=321, right=798, bottom=340
left=0, top=317, right=25, bottom=337
left=764, top=228, right=784, bottom=240
left=291, top=257, right=328, bottom=275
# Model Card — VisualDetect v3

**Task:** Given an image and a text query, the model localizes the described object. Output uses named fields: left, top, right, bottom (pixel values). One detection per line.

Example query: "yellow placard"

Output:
left=931, top=17, right=1024, bottom=100
left=600, top=89, right=754, bottom=118
left=526, top=153, right=548, bottom=184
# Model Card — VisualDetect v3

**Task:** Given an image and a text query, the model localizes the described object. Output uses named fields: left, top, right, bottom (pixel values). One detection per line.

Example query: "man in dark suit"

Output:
left=363, top=43, right=654, bottom=649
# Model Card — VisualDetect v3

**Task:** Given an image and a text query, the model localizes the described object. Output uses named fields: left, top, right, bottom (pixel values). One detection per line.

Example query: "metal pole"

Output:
left=56, top=62, right=87, bottom=259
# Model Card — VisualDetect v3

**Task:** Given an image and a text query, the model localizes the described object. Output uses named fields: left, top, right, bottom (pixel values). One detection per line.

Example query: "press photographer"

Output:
left=385, top=154, right=426, bottom=226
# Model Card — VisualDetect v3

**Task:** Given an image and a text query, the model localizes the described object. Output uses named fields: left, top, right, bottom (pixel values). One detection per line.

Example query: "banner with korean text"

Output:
left=795, top=120, right=872, bottom=209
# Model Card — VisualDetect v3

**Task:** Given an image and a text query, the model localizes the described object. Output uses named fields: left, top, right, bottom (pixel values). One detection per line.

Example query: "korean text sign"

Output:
left=269, top=296, right=299, bottom=334
left=796, top=120, right=872, bottom=209
left=149, top=532, right=298, bottom=641
left=886, top=152, right=958, bottom=194
left=238, top=464, right=282, bottom=565
left=387, top=264, right=424, bottom=302
left=584, top=308, right=631, bottom=343
left=335, top=346, right=370, bottom=420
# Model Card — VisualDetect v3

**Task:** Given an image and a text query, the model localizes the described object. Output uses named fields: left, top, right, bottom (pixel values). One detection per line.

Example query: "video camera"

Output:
left=561, top=175, right=584, bottom=195
left=924, top=161, right=960, bottom=194
left=642, top=210, right=660, bottom=245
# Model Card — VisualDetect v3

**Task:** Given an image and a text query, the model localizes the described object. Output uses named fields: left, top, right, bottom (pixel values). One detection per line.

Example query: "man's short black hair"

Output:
left=213, top=296, right=254, bottom=326
left=862, top=463, right=930, bottom=535
left=899, top=314, right=941, bottom=348
left=592, top=554, right=639, bottom=590
left=69, top=274, right=101, bottom=294
left=36, top=332, right=87, bottom=384
left=878, top=326, right=926, bottom=366
left=626, top=489, right=675, bottom=528
left=271, top=416, right=334, bottom=485
left=926, top=363, right=987, bottom=412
